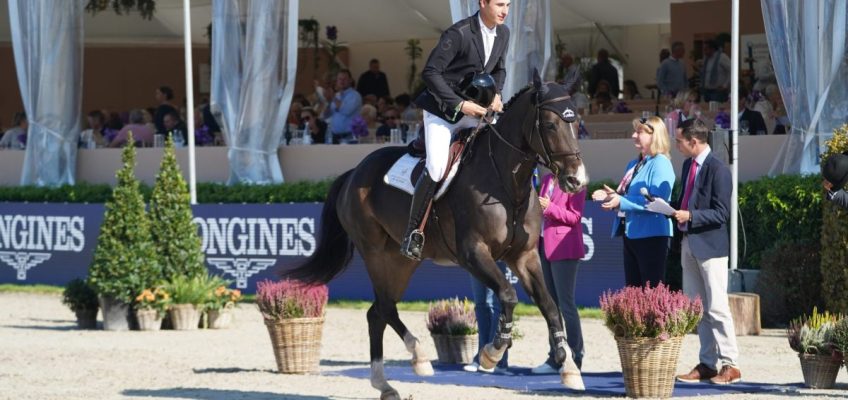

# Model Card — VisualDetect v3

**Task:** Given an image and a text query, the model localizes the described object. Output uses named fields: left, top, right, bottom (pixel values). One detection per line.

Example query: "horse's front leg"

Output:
left=461, top=244, right=517, bottom=370
left=509, top=249, right=585, bottom=391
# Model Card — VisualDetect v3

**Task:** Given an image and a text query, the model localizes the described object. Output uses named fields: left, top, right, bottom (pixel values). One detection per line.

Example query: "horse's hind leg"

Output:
left=508, top=249, right=585, bottom=391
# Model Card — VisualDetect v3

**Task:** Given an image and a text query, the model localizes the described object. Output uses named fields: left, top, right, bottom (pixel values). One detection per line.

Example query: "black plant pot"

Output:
left=74, top=309, right=98, bottom=330
left=99, top=296, right=132, bottom=331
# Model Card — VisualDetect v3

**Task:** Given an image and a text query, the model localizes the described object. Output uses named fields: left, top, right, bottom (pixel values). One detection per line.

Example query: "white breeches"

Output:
left=423, top=110, right=479, bottom=180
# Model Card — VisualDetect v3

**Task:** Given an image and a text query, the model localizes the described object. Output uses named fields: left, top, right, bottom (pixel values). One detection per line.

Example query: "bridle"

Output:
left=485, top=89, right=582, bottom=178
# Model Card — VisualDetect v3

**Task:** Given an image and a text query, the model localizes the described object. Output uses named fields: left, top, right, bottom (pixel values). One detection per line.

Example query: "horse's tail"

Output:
left=284, top=170, right=354, bottom=284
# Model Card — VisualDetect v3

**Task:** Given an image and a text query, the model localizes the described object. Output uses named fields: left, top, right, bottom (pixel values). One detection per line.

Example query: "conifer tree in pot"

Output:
left=821, top=125, right=848, bottom=314
left=149, top=136, right=206, bottom=281
left=87, top=135, right=160, bottom=331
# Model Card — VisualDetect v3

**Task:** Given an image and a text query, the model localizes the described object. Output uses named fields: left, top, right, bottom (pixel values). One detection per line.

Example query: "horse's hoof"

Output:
left=380, top=389, right=401, bottom=400
left=560, top=371, right=586, bottom=391
left=412, top=359, right=434, bottom=376
left=478, top=343, right=502, bottom=370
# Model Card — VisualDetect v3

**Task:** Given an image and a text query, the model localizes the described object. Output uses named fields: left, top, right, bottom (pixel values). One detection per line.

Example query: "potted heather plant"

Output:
left=134, top=287, right=170, bottom=331
left=426, top=298, right=478, bottom=364
left=787, top=307, right=843, bottom=389
left=62, top=278, right=99, bottom=329
left=257, top=279, right=328, bottom=374
left=600, top=283, right=703, bottom=399
left=205, top=281, right=242, bottom=329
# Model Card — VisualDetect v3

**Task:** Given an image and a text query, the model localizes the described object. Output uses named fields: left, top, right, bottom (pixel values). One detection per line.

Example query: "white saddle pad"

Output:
left=383, top=154, right=460, bottom=200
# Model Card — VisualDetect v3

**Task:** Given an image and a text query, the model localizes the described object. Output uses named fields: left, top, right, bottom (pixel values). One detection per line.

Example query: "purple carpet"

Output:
left=326, top=363, right=799, bottom=397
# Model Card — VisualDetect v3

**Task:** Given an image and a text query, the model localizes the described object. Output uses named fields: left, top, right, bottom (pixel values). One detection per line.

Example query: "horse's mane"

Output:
left=502, top=84, right=535, bottom=112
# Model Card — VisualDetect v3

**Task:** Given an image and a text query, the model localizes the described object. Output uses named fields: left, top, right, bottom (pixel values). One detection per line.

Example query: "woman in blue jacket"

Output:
left=592, top=116, right=675, bottom=287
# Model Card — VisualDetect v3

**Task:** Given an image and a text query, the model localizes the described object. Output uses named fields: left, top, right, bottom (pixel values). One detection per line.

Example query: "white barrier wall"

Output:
left=0, top=135, right=787, bottom=186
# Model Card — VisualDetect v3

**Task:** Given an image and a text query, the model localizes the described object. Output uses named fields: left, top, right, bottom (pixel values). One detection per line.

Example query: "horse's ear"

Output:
left=532, top=68, right=542, bottom=91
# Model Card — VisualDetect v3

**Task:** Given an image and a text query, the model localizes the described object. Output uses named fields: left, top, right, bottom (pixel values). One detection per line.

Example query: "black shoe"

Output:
left=400, top=170, right=438, bottom=261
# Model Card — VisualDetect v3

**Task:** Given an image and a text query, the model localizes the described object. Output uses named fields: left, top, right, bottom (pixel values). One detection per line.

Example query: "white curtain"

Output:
left=763, top=0, right=848, bottom=175
left=449, top=0, right=552, bottom=102
left=210, top=0, right=298, bottom=184
left=9, top=0, right=83, bottom=186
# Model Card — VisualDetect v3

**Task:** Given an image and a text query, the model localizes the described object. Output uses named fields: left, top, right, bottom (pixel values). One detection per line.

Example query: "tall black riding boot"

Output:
left=400, top=169, right=439, bottom=261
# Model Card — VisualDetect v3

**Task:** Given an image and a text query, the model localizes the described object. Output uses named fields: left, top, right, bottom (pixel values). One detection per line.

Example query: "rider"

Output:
left=400, top=0, right=511, bottom=261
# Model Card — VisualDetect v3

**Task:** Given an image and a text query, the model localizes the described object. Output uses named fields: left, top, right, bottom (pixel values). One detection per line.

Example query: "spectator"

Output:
left=376, top=95, right=394, bottom=119
left=530, top=172, right=587, bottom=374
left=622, top=80, right=642, bottom=100
left=141, top=108, right=157, bottom=134
left=671, top=118, right=741, bottom=385
left=79, top=110, right=107, bottom=148
left=558, top=53, right=581, bottom=95
left=357, top=58, right=390, bottom=98
left=0, top=112, right=27, bottom=149
left=593, top=116, right=675, bottom=287
left=375, top=106, right=400, bottom=142
left=325, top=69, right=363, bottom=144
left=700, top=40, right=731, bottom=102
left=110, top=109, right=154, bottom=148
left=657, top=42, right=688, bottom=97
left=588, top=49, right=620, bottom=98
left=299, top=107, right=327, bottom=145
left=592, top=92, right=613, bottom=114
left=395, top=93, right=419, bottom=121
left=822, top=152, right=848, bottom=210
left=361, top=104, right=378, bottom=129
left=593, top=79, right=612, bottom=98
left=163, top=110, right=188, bottom=144
left=669, top=89, right=701, bottom=124
left=153, top=86, right=179, bottom=134
left=737, top=87, right=767, bottom=135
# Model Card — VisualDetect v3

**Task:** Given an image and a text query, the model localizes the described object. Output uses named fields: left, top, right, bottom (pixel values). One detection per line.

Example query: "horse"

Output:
left=286, top=72, right=588, bottom=400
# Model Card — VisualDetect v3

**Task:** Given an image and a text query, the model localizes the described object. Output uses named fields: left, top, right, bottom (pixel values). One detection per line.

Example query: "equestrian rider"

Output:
left=401, top=0, right=511, bottom=261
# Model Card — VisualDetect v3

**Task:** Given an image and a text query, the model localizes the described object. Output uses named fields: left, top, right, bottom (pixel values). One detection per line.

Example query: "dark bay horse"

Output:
left=287, top=73, right=588, bottom=399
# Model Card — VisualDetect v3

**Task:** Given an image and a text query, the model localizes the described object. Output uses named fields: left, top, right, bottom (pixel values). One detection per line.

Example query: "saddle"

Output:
left=384, top=126, right=479, bottom=200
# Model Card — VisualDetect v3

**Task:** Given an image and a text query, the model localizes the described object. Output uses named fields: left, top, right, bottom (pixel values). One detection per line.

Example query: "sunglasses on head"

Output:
left=639, top=117, right=655, bottom=133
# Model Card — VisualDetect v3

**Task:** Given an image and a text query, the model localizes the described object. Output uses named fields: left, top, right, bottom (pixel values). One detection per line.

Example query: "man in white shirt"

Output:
left=700, top=40, right=731, bottom=102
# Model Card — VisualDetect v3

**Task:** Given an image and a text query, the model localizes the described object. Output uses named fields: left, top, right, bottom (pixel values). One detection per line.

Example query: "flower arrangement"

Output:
left=426, top=297, right=478, bottom=336
left=350, top=115, right=369, bottom=138
left=613, top=101, right=632, bottom=114
left=135, top=287, right=171, bottom=318
left=207, top=284, right=242, bottom=311
left=62, top=278, right=99, bottom=313
left=321, top=25, right=347, bottom=75
left=714, top=109, right=730, bottom=129
left=256, top=279, right=329, bottom=321
left=787, top=307, right=842, bottom=355
left=599, top=283, right=702, bottom=340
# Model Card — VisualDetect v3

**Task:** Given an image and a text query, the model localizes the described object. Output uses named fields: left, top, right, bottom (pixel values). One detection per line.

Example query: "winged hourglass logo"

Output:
left=0, top=251, right=52, bottom=280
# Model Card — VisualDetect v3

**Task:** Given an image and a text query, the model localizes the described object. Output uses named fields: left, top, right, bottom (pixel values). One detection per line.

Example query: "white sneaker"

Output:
left=462, top=362, right=480, bottom=372
left=531, top=361, right=559, bottom=374
left=477, top=364, right=495, bottom=373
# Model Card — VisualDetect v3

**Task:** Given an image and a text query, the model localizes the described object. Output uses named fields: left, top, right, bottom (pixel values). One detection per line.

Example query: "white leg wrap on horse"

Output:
left=559, top=359, right=585, bottom=391
left=370, top=359, right=394, bottom=393
left=403, top=332, right=434, bottom=376
left=479, top=342, right=506, bottom=370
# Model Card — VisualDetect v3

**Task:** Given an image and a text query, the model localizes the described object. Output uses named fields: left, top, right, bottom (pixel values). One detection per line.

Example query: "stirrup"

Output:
left=401, top=229, right=425, bottom=261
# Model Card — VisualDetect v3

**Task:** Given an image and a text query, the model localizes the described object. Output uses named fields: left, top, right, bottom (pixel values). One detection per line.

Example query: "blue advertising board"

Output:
left=0, top=202, right=623, bottom=306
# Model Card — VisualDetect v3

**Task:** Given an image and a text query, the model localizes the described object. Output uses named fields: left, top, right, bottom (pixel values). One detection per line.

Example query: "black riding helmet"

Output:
left=456, top=72, right=497, bottom=108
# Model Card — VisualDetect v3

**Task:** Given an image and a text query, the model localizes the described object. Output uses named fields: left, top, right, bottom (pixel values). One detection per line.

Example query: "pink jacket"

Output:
left=540, top=174, right=586, bottom=261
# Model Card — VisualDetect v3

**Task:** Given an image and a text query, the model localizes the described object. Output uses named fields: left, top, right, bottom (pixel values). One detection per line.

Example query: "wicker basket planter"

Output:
left=169, top=304, right=201, bottom=331
left=136, top=309, right=163, bottom=331
left=799, top=353, right=842, bottom=389
left=615, top=335, right=684, bottom=399
left=264, top=317, right=324, bottom=374
left=431, top=334, right=477, bottom=364
left=208, top=308, right=234, bottom=329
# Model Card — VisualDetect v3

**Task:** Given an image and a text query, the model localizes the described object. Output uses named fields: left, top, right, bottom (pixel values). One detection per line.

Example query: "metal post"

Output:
left=183, top=0, right=197, bottom=204
left=730, top=0, right=739, bottom=270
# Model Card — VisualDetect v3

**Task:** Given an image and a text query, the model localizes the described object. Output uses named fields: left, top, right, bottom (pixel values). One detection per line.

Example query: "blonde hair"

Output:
left=671, top=89, right=696, bottom=110
left=632, top=116, right=671, bottom=158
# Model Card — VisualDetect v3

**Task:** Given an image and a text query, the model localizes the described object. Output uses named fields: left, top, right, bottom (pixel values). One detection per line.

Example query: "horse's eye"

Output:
left=543, top=122, right=557, bottom=131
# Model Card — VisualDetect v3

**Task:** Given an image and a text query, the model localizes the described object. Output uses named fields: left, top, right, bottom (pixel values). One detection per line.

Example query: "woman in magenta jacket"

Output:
left=531, top=173, right=587, bottom=374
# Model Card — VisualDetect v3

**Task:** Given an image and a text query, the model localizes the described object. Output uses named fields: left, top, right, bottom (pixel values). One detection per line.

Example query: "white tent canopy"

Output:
left=0, top=0, right=701, bottom=45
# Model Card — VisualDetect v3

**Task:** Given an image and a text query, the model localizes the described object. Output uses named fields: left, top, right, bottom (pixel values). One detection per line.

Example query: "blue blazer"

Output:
left=610, top=154, right=675, bottom=239
left=672, top=153, right=731, bottom=259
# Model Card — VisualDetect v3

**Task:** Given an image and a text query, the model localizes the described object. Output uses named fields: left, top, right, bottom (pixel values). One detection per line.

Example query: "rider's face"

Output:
left=480, top=0, right=509, bottom=26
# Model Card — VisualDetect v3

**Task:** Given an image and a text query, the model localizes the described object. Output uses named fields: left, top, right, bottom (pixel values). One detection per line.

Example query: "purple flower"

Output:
left=613, top=101, right=632, bottom=114
left=599, top=283, right=703, bottom=339
left=714, top=110, right=730, bottom=129
left=350, top=115, right=369, bottom=137
left=194, top=125, right=214, bottom=146
left=103, top=128, right=119, bottom=144
left=256, top=279, right=329, bottom=320
left=326, top=25, right=338, bottom=41
left=17, top=133, right=26, bottom=146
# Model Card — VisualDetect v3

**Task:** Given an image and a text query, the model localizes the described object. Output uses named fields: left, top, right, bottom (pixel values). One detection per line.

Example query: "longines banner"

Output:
left=0, top=202, right=623, bottom=306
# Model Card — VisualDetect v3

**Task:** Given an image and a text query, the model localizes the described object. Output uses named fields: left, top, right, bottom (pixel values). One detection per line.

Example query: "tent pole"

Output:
left=730, top=0, right=739, bottom=270
left=183, top=0, right=197, bottom=204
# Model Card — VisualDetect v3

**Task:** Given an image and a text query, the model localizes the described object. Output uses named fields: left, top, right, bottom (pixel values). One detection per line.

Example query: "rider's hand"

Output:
left=491, top=94, right=503, bottom=113
left=460, top=101, right=487, bottom=118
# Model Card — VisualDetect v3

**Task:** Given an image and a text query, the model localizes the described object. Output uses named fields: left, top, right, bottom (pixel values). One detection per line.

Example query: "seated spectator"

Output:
left=141, top=108, right=157, bottom=133
left=592, top=92, right=614, bottom=114
left=622, top=80, right=643, bottom=100
left=288, top=100, right=304, bottom=128
left=163, top=110, right=188, bottom=144
left=193, top=106, right=215, bottom=146
left=376, top=95, right=394, bottom=119
left=299, top=107, right=327, bottom=144
left=110, top=109, right=154, bottom=148
left=361, top=104, right=378, bottom=129
left=738, top=87, right=767, bottom=135
left=153, top=85, right=179, bottom=134
left=0, top=112, right=27, bottom=149
left=593, top=79, right=612, bottom=99
left=668, top=89, right=701, bottom=124
left=395, top=93, right=419, bottom=122
left=79, top=110, right=108, bottom=148
left=363, top=94, right=378, bottom=107
left=376, top=106, right=400, bottom=142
